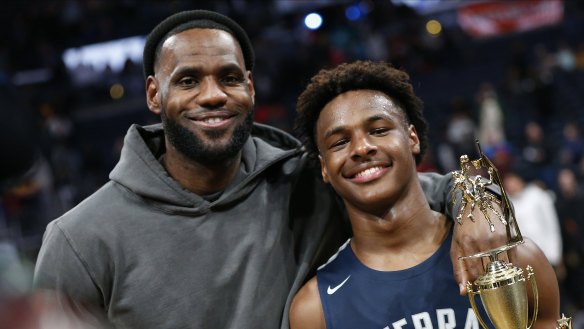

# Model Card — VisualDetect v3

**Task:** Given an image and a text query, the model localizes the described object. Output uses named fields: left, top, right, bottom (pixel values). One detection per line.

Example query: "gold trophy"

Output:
left=452, top=141, right=556, bottom=329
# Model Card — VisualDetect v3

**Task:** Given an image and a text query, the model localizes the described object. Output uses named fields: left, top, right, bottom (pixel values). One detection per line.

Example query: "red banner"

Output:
left=457, top=0, right=564, bottom=38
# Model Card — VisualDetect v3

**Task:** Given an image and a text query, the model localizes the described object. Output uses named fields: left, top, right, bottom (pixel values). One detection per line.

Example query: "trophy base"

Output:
left=458, top=240, right=524, bottom=261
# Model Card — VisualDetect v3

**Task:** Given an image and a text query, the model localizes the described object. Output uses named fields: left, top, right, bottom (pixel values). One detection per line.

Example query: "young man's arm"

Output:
left=418, top=172, right=511, bottom=294
left=516, top=238, right=561, bottom=329
left=289, top=277, right=327, bottom=329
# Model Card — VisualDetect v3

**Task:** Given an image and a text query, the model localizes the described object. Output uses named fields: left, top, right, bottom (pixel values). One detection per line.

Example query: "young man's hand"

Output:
left=450, top=201, right=517, bottom=295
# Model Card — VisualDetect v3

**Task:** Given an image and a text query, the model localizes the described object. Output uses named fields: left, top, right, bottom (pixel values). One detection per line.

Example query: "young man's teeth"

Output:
left=203, top=117, right=223, bottom=124
left=355, top=166, right=382, bottom=178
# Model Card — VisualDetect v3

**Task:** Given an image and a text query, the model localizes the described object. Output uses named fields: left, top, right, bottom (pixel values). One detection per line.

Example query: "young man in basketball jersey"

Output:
left=290, top=61, right=560, bottom=329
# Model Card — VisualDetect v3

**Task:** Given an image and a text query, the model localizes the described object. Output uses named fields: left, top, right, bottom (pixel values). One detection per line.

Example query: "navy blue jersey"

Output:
left=316, top=230, right=490, bottom=329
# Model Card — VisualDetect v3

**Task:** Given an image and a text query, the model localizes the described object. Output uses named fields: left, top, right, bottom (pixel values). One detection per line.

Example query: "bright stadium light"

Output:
left=345, top=5, right=361, bottom=21
left=304, top=12, right=323, bottom=30
left=426, top=19, right=442, bottom=36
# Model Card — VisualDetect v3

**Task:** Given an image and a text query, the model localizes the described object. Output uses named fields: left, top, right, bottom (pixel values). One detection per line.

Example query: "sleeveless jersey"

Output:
left=316, top=230, right=491, bottom=329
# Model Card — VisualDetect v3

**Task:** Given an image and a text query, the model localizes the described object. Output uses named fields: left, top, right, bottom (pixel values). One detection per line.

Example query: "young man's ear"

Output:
left=146, top=76, right=161, bottom=115
left=319, top=155, right=330, bottom=184
left=408, top=125, right=420, bottom=155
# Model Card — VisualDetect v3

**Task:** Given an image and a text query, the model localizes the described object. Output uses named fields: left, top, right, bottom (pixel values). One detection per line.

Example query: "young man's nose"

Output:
left=197, top=77, right=228, bottom=107
left=351, top=136, right=377, bottom=160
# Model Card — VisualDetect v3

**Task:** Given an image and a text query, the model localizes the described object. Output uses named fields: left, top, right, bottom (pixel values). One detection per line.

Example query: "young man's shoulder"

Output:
left=289, top=277, right=326, bottom=329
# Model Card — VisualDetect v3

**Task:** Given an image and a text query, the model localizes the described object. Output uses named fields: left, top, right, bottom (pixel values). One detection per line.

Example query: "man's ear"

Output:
left=247, top=71, right=255, bottom=106
left=146, top=76, right=161, bottom=115
left=319, top=155, right=330, bottom=184
left=408, top=125, right=420, bottom=155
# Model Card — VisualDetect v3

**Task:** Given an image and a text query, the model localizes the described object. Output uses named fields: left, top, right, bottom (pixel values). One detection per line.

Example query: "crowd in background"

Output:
left=1, top=0, right=584, bottom=323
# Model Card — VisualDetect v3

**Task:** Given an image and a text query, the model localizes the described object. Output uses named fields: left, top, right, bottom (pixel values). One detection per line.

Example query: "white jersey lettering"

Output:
left=384, top=308, right=481, bottom=329
left=464, top=308, right=479, bottom=329
left=437, top=308, right=456, bottom=329
left=412, top=312, right=433, bottom=329
left=392, top=318, right=408, bottom=329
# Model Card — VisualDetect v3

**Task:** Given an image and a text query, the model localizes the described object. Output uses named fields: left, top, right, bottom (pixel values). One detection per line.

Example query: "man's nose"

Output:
left=197, top=77, right=228, bottom=107
left=351, top=135, right=377, bottom=160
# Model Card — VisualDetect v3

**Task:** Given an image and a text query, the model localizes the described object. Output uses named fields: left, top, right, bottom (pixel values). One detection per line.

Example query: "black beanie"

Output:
left=142, top=10, right=255, bottom=79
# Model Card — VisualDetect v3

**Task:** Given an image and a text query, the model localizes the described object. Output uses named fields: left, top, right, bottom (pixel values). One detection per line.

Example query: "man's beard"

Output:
left=161, top=106, right=254, bottom=165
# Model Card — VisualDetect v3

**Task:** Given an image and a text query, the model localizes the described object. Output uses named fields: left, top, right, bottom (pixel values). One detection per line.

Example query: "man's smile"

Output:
left=187, top=111, right=237, bottom=128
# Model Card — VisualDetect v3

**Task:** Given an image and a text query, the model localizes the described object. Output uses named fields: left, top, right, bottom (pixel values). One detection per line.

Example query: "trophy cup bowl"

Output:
left=463, top=246, right=538, bottom=329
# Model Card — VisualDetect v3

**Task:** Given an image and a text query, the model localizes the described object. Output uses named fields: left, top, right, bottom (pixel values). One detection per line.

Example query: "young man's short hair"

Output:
left=295, top=60, right=428, bottom=165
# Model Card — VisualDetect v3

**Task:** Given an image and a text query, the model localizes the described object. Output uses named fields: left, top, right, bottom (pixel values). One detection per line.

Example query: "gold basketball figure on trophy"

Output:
left=452, top=154, right=506, bottom=230
left=453, top=140, right=570, bottom=329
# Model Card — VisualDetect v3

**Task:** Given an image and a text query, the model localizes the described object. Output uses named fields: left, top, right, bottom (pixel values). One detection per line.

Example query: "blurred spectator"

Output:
left=555, top=168, right=584, bottom=313
left=2, top=156, right=58, bottom=258
left=476, top=82, right=511, bottom=174
left=558, top=122, right=584, bottom=167
left=477, top=82, right=505, bottom=147
left=503, top=170, right=562, bottom=267
left=518, top=121, right=556, bottom=187
left=445, top=98, right=476, bottom=158
left=532, top=44, right=556, bottom=125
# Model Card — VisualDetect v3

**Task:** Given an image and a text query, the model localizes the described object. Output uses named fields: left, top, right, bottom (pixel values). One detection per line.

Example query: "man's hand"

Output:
left=451, top=201, right=517, bottom=295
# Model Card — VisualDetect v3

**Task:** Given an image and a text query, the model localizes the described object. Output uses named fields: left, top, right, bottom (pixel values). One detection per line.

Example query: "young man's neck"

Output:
left=163, top=142, right=242, bottom=196
left=347, top=180, right=451, bottom=271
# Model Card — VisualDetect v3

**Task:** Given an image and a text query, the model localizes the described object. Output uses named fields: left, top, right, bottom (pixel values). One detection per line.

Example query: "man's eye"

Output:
left=222, top=75, right=243, bottom=84
left=178, top=77, right=197, bottom=86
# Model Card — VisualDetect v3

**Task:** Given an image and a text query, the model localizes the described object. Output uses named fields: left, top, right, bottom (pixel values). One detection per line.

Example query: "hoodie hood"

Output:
left=109, top=123, right=302, bottom=215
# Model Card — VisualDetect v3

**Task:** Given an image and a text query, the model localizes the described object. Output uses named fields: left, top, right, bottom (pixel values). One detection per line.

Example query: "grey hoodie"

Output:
left=33, top=123, right=457, bottom=328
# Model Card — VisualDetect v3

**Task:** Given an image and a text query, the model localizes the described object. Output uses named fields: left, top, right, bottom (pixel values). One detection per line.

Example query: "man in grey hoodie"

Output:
left=33, top=10, right=508, bottom=329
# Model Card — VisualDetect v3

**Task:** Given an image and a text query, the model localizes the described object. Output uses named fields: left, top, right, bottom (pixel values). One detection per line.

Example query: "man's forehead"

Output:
left=162, top=28, right=240, bottom=52
left=157, top=28, right=246, bottom=72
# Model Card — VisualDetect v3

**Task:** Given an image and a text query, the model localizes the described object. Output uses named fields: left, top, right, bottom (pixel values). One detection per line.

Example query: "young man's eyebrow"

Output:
left=324, top=114, right=396, bottom=139
left=324, top=126, right=347, bottom=140
left=366, top=114, right=394, bottom=123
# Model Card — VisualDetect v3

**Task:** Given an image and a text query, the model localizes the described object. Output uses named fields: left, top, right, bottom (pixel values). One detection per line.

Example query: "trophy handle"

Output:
left=526, top=265, right=539, bottom=329
left=466, top=282, right=490, bottom=329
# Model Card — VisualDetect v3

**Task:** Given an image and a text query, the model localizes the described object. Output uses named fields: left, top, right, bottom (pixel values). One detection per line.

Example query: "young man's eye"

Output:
left=330, top=139, right=349, bottom=149
left=371, top=128, right=389, bottom=135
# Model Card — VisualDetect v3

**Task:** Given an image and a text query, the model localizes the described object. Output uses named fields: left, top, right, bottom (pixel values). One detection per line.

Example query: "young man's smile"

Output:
left=346, top=163, right=391, bottom=183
